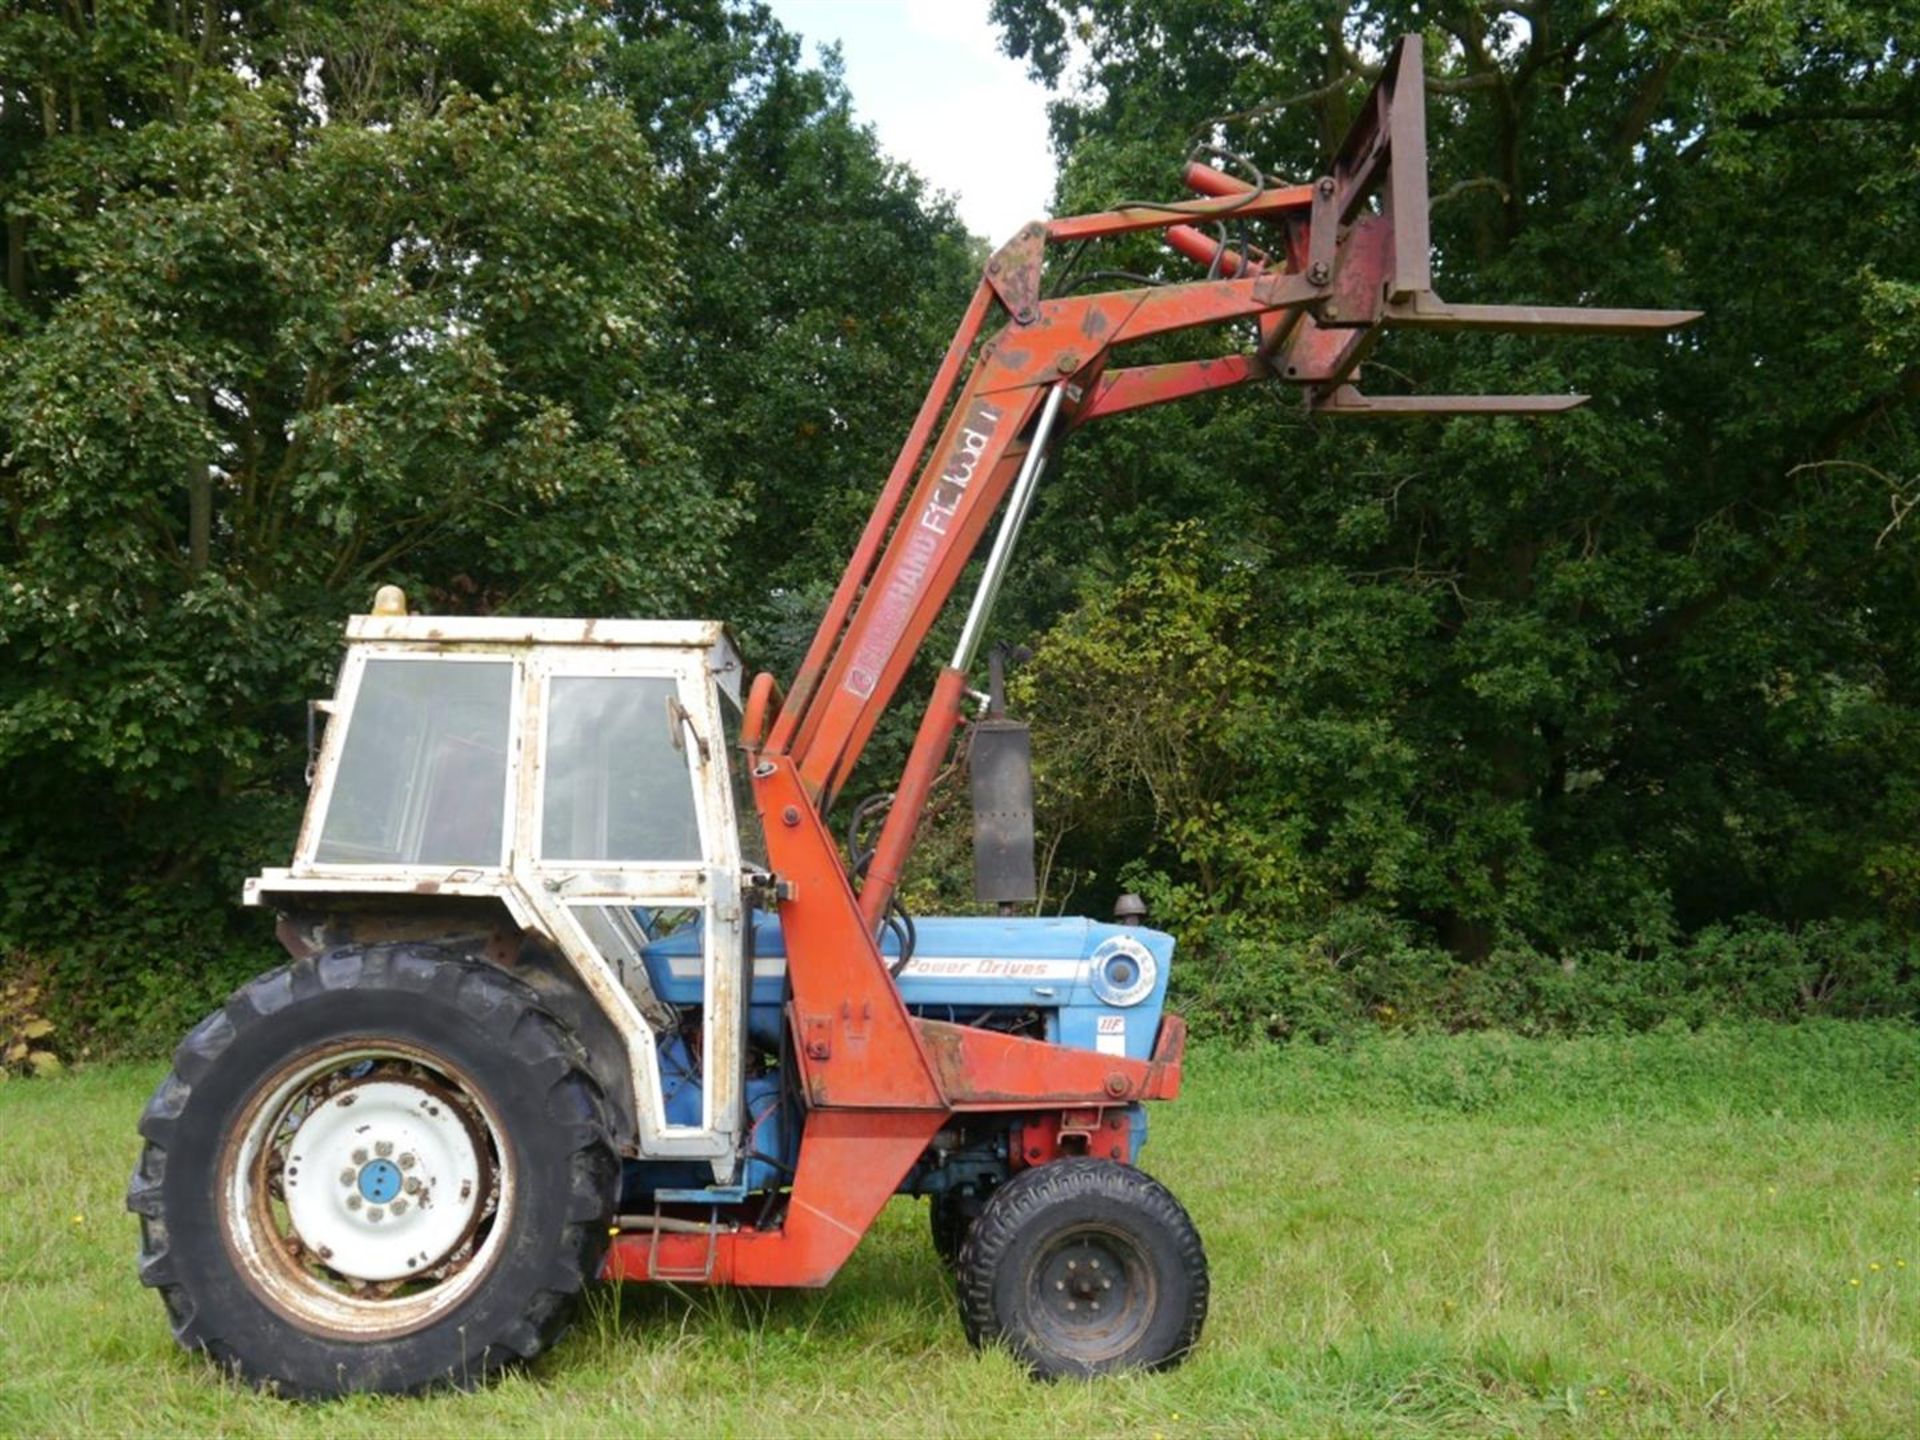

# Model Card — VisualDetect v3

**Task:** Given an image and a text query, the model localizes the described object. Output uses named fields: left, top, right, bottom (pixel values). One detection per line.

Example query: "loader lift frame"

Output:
left=602, top=34, right=1697, bottom=1289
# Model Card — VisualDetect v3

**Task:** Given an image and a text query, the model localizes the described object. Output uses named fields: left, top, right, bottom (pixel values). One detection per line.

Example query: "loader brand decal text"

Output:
left=844, top=399, right=1005, bottom=699
left=918, top=404, right=1000, bottom=537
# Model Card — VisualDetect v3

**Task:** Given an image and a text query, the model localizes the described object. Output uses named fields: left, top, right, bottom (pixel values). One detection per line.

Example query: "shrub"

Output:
left=1, top=966, right=61, bottom=1077
left=1167, top=908, right=1917, bottom=1041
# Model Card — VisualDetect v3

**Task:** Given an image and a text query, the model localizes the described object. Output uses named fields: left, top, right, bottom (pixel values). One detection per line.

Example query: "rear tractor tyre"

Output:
left=126, top=945, right=619, bottom=1397
left=955, top=1158, right=1207, bottom=1378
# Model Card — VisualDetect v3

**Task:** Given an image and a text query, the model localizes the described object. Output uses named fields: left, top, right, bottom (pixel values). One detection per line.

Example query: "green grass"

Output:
left=2, top=1022, right=1915, bottom=1437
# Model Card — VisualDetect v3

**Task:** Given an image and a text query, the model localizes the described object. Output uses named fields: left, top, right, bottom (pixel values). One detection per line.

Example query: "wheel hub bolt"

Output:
left=1089, top=1258, right=1101, bottom=1270
left=390, top=1198, right=409, bottom=1216
left=339, top=1169, right=356, bottom=1187
left=399, top=1153, right=416, bottom=1170
left=1101, top=1278, right=1112, bottom=1290
left=346, top=1194, right=362, bottom=1211
left=367, top=1207, right=385, bottom=1223
left=351, top=1148, right=369, bottom=1165
left=375, top=1141, right=394, bottom=1158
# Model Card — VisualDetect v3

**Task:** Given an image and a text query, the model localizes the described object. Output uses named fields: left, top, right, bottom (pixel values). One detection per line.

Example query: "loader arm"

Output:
left=752, top=31, right=1698, bottom=929
left=605, top=33, right=1699, bottom=1296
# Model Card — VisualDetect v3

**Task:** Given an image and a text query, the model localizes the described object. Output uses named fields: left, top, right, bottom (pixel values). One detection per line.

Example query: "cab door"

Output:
left=512, top=649, right=747, bottom=1174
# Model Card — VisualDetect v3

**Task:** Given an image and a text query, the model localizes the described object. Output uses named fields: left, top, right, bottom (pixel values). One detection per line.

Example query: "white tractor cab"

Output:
left=248, top=611, right=761, bottom=1176
left=244, top=606, right=1172, bottom=1195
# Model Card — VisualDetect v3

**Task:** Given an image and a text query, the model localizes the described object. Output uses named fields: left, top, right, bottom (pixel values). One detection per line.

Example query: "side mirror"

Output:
left=666, top=694, right=711, bottom=762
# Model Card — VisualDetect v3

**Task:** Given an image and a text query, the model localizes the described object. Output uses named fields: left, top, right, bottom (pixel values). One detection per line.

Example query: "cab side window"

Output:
left=542, top=676, right=702, bottom=862
left=315, top=659, right=512, bottom=867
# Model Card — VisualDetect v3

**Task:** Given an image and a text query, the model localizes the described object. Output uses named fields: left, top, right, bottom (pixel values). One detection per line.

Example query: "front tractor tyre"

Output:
left=126, top=946, right=619, bottom=1397
left=956, top=1158, right=1208, bottom=1378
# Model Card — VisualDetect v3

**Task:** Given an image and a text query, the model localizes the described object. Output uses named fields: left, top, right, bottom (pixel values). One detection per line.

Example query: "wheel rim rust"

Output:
left=1026, top=1222, right=1157, bottom=1363
left=218, top=1039, right=513, bottom=1340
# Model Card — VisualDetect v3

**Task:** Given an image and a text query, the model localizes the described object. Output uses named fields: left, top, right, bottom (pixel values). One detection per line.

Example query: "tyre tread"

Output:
left=126, top=943, right=616, bottom=1398
left=955, top=1157, right=1207, bottom=1378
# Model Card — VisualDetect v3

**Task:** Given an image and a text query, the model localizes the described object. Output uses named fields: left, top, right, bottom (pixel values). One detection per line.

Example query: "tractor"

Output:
left=127, top=37, right=1694, bottom=1395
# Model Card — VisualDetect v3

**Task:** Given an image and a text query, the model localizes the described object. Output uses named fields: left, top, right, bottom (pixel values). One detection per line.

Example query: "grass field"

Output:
left=2, top=1022, right=1915, bottom=1437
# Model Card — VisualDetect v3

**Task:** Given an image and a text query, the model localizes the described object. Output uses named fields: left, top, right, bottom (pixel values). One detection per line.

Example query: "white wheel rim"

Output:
left=283, top=1078, right=487, bottom=1282
left=220, top=1043, right=515, bottom=1339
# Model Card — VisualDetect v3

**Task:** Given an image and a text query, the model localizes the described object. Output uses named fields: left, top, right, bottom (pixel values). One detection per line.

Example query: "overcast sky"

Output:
left=760, top=0, right=1059, bottom=242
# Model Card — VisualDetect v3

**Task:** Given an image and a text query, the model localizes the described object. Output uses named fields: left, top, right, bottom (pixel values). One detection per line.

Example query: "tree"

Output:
left=603, top=2, right=980, bottom=660
left=0, top=0, right=981, bottom=1046
left=987, top=1, right=1919, bottom=985
left=0, top=1, right=728, bottom=1041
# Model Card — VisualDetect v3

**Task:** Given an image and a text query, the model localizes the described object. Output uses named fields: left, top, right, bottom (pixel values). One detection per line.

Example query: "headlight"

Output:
left=1088, top=936, right=1157, bottom=1007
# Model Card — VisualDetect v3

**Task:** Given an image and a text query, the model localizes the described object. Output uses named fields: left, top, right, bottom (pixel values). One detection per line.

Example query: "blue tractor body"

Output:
left=621, top=915, right=1174, bottom=1208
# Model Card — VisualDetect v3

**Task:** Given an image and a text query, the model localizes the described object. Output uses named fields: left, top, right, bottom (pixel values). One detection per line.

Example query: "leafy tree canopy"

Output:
left=0, top=0, right=971, bottom=1045
left=2, top=0, right=1912, bottom=1047
left=984, top=0, right=1919, bottom=982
